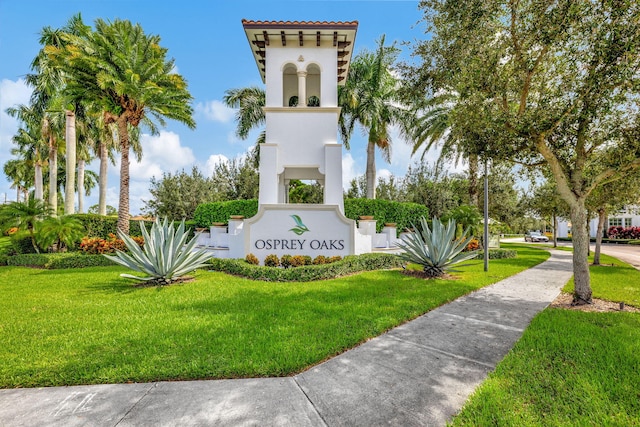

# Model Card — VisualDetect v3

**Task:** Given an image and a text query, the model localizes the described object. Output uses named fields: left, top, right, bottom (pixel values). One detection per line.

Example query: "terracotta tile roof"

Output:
left=242, top=19, right=358, bottom=28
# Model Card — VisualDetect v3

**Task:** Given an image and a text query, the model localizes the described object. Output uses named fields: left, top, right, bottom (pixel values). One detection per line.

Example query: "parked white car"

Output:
left=525, top=231, right=549, bottom=242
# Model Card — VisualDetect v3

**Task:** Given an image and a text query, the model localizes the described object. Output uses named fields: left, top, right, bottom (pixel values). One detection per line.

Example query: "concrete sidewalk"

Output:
left=0, top=250, right=574, bottom=427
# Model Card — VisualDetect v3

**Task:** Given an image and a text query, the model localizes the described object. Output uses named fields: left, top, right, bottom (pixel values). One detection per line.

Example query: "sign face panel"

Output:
left=245, top=205, right=354, bottom=261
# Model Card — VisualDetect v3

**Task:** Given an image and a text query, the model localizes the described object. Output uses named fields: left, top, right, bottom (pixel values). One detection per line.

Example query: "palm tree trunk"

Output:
left=366, top=138, right=376, bottom=199
left=34, top=157, right=43, bottom=201
left=99, top=141, right=108, bottom=216
left=593, top=208, right=606, bottom=266
left=468, top=153, right=479, bottom=208
left=64, top=110, right=76, bottom=214
left=77, top=158, right=85, bottom=213
left=48, top=135, right=57, bottom=215
left=117, top=116, right=130, bottom=235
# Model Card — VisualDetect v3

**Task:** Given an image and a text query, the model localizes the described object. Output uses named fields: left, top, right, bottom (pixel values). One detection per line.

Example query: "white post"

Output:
left=297, top=71, right=307, bottom=107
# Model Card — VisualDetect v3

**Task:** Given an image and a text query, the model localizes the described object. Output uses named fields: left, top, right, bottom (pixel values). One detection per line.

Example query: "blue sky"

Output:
left=0, top=0, right=455, bottom=213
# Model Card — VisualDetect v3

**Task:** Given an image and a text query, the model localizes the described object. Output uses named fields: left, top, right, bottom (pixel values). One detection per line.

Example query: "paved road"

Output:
left=0, top=250, right=575, bottom=426
left=503, top=237, right=640, bottom=271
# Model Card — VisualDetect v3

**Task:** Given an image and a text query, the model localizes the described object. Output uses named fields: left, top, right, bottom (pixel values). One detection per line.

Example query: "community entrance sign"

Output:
left=244, top=205, right=356, bottom=259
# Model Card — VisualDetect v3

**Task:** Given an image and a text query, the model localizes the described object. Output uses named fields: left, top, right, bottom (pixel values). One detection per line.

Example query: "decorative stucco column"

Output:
left=297, top=70, right=307, bottom=107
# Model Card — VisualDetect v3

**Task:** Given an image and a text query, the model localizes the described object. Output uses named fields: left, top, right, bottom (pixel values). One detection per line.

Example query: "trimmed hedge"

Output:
left=194, top=200, right=259, bottom=227
left=194, top=198, right=429, bottom=233
left=208, top=252, right=403, bottom=282
left=67, top=214, right=196, bottom=239
left=6, top=253, right=117, bottom=269
left=475, top=249, right=517, bottom=260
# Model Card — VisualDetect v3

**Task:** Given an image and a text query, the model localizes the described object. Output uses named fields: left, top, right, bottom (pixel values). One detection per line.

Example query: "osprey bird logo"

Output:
left=289, top=215, right=310, bottom=235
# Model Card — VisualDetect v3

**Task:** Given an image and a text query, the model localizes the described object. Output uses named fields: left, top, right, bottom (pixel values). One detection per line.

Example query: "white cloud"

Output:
left=204, top=154, right=229, bottom=176
left=0, top=78, right=31, bottom=151
left=125, top=130, right=196, bottom=180
left=342, top=152, right=360, bottom=190
left=378, top=169, right=392, bottom=181
left=195, top=100, right=235, bottom=123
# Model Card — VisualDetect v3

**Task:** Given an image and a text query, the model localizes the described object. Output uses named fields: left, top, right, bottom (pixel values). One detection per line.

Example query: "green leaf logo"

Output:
left=289, top=214, right=310, bottom=235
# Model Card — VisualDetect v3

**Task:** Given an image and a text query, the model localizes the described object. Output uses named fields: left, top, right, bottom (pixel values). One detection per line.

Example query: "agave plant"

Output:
left=105, top=218, right=211, bottom=285
left=396, top=216, right=478, bottom=278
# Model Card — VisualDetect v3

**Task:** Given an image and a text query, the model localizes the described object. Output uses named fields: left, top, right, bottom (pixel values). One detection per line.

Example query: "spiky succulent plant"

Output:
left=104, top=218, right=211, bottom=285
left=396, top=217, right=478, bottom=278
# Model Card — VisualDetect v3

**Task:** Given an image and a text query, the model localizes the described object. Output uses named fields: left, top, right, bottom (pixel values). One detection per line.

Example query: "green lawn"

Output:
left=564, top=253, right=640, bottom=307
left=0, top=244, right=547, bottom=388
left=451, top=251, right=640, bottom=426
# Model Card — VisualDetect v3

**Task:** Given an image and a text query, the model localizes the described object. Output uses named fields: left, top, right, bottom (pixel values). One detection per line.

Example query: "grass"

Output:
left=450, top=248, right=640, bottom=426
left=0, top=244, right=547, bottom=388
left=564, top=253, right=640, bottom=307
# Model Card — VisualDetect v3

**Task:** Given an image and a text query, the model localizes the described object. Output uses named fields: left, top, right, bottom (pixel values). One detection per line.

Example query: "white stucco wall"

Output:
left=265, top=47, right=338, bottom=107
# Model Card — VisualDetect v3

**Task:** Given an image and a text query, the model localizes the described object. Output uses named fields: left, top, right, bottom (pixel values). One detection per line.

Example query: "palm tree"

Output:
left=410, top=92, right=481, bottom=207
left=55, top=18, right=195, bottom=234
left=29, top=20, right=81, bottom=215
left=338, top=35, right=411, bottom=199
left=223, top=86, right=266, bottom=166
left=36, top=215, right=85, bottom=252
left=5, top=105, right=46, bottom=201
left=0, top=199, right=52, bottom=253
left=3, top=159, right=31, bottom=203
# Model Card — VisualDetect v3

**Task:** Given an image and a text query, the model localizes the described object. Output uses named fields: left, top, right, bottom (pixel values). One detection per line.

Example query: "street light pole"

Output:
left=484, top=158, right=489, bottom=272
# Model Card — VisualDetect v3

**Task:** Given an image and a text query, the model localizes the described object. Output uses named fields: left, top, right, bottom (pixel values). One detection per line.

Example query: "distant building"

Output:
left=557, top=206, right=640, bottom=238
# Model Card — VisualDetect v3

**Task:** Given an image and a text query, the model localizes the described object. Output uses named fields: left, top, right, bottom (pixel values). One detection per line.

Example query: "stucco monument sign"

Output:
left=196, top=20, right=399, bottom=262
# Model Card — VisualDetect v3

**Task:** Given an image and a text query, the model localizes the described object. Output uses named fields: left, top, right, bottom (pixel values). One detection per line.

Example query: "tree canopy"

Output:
left=409, top=0, right=640, bottom=303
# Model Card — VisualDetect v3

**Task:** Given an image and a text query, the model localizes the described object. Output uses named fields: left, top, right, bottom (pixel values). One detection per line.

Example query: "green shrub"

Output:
left=313, top=255, right=328, bottom=265
left=6, top=253, right=117, bottom=268
left=344, top=198, right=429, bottom=233
left=8, top=233, right=38, bottom=255
left=194, top=198, right=429, bottom=234
left=245, top=253, right=259, bottom=265
left=264, top=254, right=280, bottom=267
left=45, top=254, right=117, bottom=269
left=289, top=255, right=306, bottom=267
left=208, top=253, right=403, bottom=282
left=475, top=249, right=517, bottom=260
left=67, top=214, right=154, bottom=239
left=281, top=254, right=293, bottom=268
left=194, top=200, right=259, bottom=227
left=0, top=254, right=8, bottom=266
left=301, top=255, right=312, bottom=265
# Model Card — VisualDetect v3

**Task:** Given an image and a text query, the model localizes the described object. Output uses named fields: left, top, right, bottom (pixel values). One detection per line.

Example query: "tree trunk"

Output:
left=117, top=117, right=130, bottom=235
left=593, top=208, right=606, bottom=266
left=468, top=153, right=479, bottom=208
left=570, top=200, right=592, bottom=304
left=553, top=212, right=558, bottom=248
left=77, top=158, right=85, bottom=213
left=366, top=138, right=376, bottom=199
left=64, top=110, right=76, bottom=214
left=48, top=135, right=57, bottom=215
left=99, top=141, right=108, bottom=216
left=34, top=156, right=43, bottom=202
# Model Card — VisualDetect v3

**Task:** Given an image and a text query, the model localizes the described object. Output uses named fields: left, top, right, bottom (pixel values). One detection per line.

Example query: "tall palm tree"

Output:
left=54, top=18, right=195, bottom=234
left=29, top=20, right=82, bottom=215
left=5, top=105, right=46, bottom=201
left=338, top=35, right=411, bottom=199
left=3, top=159, right=31, bottom=203
left=223, top=86, right=266, bottom=166
left=410, top=92, right=481, bottom=207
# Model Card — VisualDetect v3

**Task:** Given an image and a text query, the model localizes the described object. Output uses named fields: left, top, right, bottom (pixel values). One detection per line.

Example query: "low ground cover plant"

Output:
left=0, top=244, right=549, bottom=388
left=213, top=253, right=402, bottom=282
